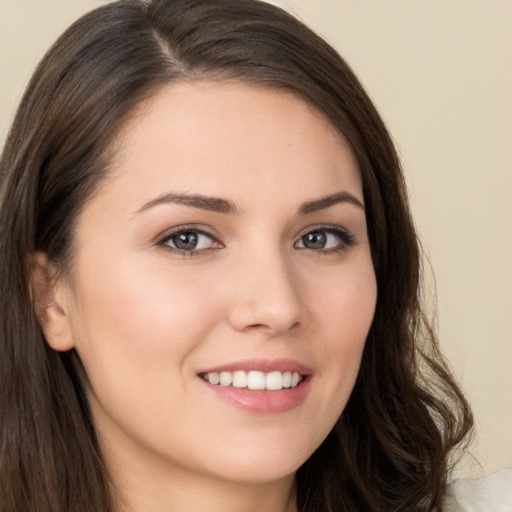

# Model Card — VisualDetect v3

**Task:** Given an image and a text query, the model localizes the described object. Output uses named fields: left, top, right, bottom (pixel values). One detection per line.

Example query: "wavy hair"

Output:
left=0, top=0, right=472, bottom=510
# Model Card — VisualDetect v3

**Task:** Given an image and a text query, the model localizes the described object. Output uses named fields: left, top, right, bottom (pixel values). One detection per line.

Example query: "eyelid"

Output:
left=155, top=224, right=222, bottom=252
left=154, top=223, right=355, bottom=256
left=294, top=224, right=356, bottom=250
left=296, top=224, right=353, bottom=238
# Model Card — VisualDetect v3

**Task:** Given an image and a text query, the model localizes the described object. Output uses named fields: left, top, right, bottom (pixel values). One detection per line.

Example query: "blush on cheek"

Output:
left=104, top=274, right=223, bottom=358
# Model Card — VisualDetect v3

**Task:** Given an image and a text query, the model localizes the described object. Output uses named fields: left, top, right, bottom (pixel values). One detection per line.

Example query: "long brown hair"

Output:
left=0, top=0, right=472, bottom=510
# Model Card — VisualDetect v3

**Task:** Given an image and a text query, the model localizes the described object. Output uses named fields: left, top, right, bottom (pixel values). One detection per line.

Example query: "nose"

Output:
left=227, top=250, right=302, bottom=336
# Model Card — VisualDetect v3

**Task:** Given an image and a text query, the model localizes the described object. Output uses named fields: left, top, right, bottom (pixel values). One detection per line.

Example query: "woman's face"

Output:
left=50, top=81, right=376, bottom=486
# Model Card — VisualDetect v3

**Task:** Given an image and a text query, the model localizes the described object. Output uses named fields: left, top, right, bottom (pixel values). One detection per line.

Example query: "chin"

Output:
left=193, top=429, right=322, bottom=485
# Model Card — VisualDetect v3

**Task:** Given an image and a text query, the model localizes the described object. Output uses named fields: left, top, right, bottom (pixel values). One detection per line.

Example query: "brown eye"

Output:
left=160, top=229, right=218, bottom=252
left=301, top=231, right=327, bottom=249
left=172, top=231, right=199, bottom=250
left=295, top=227, right=355, bottom=252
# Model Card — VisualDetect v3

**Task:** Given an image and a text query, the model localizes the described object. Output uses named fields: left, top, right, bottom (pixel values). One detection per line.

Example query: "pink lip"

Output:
left=197, top=358, right=313, bottom=414
left=198, top=358, right=312, bottom=375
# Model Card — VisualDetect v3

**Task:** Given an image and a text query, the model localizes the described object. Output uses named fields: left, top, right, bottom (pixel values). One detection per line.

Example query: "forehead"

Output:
left=104, top=80, right=361, bottom=206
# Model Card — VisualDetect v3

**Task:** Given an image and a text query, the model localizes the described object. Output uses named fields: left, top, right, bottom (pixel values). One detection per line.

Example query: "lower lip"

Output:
left=200, top=377, right=312, bottom=414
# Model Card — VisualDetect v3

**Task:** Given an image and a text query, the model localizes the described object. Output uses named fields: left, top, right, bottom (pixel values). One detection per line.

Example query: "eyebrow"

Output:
left=136, top=193, right=238, bottom=215
left=135, top=190, right=364, bottom=216
left=298, top=191, right=365, bottom=214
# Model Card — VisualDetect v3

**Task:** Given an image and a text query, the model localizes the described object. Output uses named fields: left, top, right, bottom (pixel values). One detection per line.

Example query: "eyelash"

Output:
left=296, top=225, right=356, bottom=254
left=156, top=225, right=220, bottom=257
left=156, top=224, right=356, bottom=256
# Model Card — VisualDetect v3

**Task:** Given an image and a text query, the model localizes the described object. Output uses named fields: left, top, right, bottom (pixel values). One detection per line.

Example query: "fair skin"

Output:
left=37, top=81, right=377, bottom=512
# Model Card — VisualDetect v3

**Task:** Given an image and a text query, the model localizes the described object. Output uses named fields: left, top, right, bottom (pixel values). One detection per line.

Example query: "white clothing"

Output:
left=444, top=467, right=512, bottom=512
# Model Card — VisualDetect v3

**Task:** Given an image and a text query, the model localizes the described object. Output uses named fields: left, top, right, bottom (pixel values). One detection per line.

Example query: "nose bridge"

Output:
left=227, top=242, right=302, bottom=335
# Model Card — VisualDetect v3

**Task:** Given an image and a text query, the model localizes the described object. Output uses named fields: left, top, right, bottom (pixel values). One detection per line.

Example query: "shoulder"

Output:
left=443, top=466, right=512, bottom=512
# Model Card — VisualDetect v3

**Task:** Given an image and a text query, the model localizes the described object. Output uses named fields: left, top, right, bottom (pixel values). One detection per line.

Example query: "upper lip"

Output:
left=198, top=358, right=312, bottom=375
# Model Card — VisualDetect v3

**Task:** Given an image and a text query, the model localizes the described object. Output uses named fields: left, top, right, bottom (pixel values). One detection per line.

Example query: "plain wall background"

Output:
left=1, top=0, right=511, bottom=478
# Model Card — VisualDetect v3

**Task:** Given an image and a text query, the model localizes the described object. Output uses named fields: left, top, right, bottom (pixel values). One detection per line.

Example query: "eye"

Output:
left=158, top=228, right=220, bottom=253
left=295, top=227, right=355, bottom=252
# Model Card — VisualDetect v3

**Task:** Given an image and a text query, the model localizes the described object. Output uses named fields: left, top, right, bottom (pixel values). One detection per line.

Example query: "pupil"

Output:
left=303, top=231, right=326, bottom=249
left=174, top=232, right=198, bottom=250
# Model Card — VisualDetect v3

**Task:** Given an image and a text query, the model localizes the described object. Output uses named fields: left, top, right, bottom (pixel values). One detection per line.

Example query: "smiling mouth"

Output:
left=199, top=370, right=304, bottom=391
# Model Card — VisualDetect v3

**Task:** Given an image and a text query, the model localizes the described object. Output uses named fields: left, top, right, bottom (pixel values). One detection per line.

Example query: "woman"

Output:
left=0, top=0, right=477, bottom=510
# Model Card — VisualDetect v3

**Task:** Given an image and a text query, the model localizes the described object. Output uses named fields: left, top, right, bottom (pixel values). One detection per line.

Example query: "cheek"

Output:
left=306, top=259, right=376, bottom=411
left=69, top=255, right=223, bottom=391
left=67, top=256, right=230, bottom=457
left=313, top=258, right=377, bottom=350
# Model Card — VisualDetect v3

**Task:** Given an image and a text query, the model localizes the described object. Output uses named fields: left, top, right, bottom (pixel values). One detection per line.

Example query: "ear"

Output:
left=30, top=252, right=76, bottom=352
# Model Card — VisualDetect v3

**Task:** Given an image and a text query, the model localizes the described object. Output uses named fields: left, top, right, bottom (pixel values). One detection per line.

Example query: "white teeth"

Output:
left=247, top=371, right=266, bottom=390
left=265, top=371, right=282, bottom=391
left=219, top=372, right=232, bottom=386
left=208, top=372, right=220, bottom=385
left=232, top=371, right=247, bottom=388
left=202, top=370, right=303, bottom=390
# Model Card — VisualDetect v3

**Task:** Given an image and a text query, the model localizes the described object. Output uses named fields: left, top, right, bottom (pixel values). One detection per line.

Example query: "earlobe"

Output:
left=30, top=252, right=76, bottom=352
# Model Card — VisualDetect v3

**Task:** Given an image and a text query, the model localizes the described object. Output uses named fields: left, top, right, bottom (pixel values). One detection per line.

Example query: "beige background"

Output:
left=1, top=0, right=510, bottom=478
